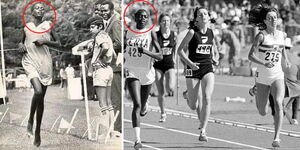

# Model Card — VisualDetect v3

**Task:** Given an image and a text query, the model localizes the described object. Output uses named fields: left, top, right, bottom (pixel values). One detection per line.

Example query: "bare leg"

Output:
left=186, top=78, right=202, bottom=122
left=126, top=78, right=142, bottom=142
left=155, top=69, right=165, bottom=115
left=199, top=73, right=214, bottom=133
left=29, top=78, right=47, bottom=147
left=270, top=79, right=285, bottom=141
left=255, top=83, right=270, bottom=116
left=165, top=69, right=175, bottom=95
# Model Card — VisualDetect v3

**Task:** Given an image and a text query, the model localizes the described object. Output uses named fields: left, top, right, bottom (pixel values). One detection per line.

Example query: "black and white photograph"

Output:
left=0, top=0, right=122, bottom=149
left=1, top=0, right=300, bottom=150
left=123, top=0, right=300, bottom=149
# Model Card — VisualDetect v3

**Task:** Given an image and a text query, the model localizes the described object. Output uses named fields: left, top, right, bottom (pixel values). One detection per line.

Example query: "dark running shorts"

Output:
left=185, top=64, right=213, bottom=80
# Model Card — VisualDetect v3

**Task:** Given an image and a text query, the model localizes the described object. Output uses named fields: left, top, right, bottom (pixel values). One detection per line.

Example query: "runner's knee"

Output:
left=34, top=88, right=44, bottom=97
left=273, top=100, right=283, bottom=112
left=133, top=103, right=141, bottom=112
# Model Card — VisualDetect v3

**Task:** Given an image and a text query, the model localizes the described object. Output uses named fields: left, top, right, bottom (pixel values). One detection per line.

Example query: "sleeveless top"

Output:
left=188, top=28, right=214, bottom=64
left=22, top=21, right=53, bottom=85
left=124, top=27, right=154, bottom=73
left=153, top=30, right=176, bottom=68
left=256, top=30, right=285, bottom=77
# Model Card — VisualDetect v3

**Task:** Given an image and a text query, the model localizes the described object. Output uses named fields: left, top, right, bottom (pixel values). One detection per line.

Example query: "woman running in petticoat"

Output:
left=18, top=2, right=61, bottom=147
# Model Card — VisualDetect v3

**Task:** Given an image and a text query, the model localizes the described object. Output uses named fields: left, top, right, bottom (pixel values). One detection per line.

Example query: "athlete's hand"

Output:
left=124, top=68, right=129, bottom=77
left=33, top=39, right=47, bottom=46
left=86, top=41, right=94, bottom=52
left=190, top=63, right=200, bottom=70
left=18, top=43, right=27, bottom=53
left=264, top=62, right=274, bottom=68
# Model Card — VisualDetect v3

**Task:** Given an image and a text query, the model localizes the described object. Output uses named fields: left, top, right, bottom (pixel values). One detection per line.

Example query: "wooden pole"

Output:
left=81, top=54, right=92, bottom=139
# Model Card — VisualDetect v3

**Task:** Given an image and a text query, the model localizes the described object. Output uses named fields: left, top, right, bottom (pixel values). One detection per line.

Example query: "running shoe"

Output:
left=134, top=140, right=142, bottom=150
left=140, top=102, right=148, bottom=117
left=272, top=139, right=280, bottom=148
left=199, top=131, right=208, bottom=142
left=159, top=113, right=167, bottom=122
left=291, top=119, right=299, bottom=125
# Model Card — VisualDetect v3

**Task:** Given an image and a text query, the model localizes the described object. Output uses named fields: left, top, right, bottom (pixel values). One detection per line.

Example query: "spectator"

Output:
left=97, top=0, right=122, bottom=134
left=65, top=64, right=75, bottom=79
left=231, top=16, right=245, bottom=48
left=220, top=23, right=241, bottom=75
left=59, top=65, right=67, bottom=89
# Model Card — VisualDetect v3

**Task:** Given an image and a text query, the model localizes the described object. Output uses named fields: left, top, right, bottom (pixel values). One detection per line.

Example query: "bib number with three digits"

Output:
left=125, top=47, right=142, bottom=57
left=264, top=51, right=280, bottom=63
left=196, top=44, right=212, bottom=54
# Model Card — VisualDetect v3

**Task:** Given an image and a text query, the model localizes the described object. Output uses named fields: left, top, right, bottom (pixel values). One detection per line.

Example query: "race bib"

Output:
left=264, top=51, right=280, bottom=63
left=196, top=44, right=212, bottom=54
left=185, top=69, right=193, bottom=77
left=124, top=46, right=142, bottom=57
left=264, top=45, right=282, bottom=63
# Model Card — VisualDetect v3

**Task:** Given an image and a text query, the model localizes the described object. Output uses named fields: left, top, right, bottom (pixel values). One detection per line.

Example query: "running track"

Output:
left=123, top=75, right=300, bottom=150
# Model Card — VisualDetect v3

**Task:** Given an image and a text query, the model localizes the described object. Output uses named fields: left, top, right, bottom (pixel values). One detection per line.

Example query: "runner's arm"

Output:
left=248, top=32, right=266, bottom=66
left=140, top=31, right=163, bottom=60
left=177, top=29, right=198, bottom=70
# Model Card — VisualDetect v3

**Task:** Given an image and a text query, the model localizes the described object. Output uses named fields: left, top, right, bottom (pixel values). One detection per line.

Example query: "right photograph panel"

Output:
left=123, top=0, right=300, bottom=149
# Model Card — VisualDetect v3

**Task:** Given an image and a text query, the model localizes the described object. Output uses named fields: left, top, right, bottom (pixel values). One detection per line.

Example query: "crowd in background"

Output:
left=122, top=0, right=299, bottom=75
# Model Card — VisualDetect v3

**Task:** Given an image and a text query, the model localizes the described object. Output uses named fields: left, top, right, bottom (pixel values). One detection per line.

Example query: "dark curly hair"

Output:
left=248, top=4, right=278, bottom=30
left=188, top=7, right=211, bottom=31
left=134, top=9, right=148, bottom=19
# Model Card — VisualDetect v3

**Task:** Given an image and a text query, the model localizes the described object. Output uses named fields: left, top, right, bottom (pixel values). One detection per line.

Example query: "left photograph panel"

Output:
left=0, top=0, right=122, bottom=149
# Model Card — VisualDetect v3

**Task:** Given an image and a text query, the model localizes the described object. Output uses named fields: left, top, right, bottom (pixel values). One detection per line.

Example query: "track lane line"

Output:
left=124, top=119, right=268, bottom=150
left=124, top=102, right=300, bottom=137
left=124, top=139, right=163, bottom=150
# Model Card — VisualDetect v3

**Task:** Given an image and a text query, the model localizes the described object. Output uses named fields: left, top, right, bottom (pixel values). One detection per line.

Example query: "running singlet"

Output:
left=153, top=30, right=176, bottom=68
left=188, top=28, right=214, bottom=64
left=124, top=28, right=154, bottom=74
left=256, top=30, right=285, bottom=77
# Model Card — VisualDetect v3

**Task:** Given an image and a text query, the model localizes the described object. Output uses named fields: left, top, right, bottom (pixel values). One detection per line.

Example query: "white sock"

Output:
left=134, top=127, right=141, bottom=142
